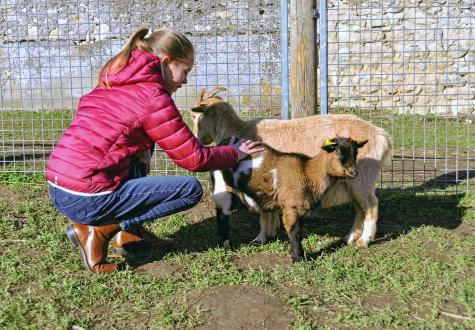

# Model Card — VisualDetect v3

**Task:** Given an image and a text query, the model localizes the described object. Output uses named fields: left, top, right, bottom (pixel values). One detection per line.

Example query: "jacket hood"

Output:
left=101, top=50, right=165, bottom=87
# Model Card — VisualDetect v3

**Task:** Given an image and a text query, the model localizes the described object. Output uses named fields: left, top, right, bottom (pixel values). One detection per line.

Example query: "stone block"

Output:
left=438, top=74, right=467, bottom=88
left=444, top=85, right=475, bottom=101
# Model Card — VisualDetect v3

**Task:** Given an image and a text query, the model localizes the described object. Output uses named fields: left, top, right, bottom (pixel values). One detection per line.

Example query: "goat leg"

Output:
left=268, top=209, right=281, bottom=237
left=346, top=202, right=365, bottom=245
left=282, top=207, right=304, bottom=262
left=212, top=188, right=237, bottom=250
left=252, top=210, right=271, bottom=244
left=216, top=207, right=231, bottom=250
left=349, top=191, right=378, bottom=248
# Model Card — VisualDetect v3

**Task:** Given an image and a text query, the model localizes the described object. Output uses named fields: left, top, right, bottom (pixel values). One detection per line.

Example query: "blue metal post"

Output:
left=280, top=0, right=289, bottom=120
left=319, top=0, right=328, bottom=115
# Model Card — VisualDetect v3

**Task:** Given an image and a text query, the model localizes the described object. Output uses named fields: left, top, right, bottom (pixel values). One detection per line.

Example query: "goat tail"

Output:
left=364, top=127, right=392, bottom=166
left=378, top=129, right=392, bottom=167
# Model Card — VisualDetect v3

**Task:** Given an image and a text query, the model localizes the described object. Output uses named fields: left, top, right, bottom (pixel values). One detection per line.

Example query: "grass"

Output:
left=0, top=177, right=473, bottom=328
left=332, top=108, right=475, bottom=152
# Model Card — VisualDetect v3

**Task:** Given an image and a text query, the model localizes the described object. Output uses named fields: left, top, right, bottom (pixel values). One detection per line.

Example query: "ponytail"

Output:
left=97, top=27, right=194, bottom=89
left=98, top=28, right=153, bottom=89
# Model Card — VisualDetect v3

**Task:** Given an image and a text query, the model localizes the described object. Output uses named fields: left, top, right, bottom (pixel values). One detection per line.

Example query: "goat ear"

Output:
left=322, top=144, right=337, bottom=152
left=322, top=138, right=338, bottom=152
left=357, top=139, right=369, bottom=148
left=191, top=105, right=207, bottom=113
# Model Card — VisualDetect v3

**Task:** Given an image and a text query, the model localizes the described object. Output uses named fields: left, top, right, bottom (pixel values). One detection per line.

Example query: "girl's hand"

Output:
left=229, top=137, right=264, bottom=160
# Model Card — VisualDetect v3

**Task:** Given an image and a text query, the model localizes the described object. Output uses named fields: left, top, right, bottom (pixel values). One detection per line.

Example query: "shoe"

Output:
left=66, top=223, right=121, bottom=273
left=113, top=224, right=174, bottom=256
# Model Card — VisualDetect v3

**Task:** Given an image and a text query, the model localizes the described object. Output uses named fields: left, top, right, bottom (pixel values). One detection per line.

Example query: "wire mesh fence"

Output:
left=1, top=0, right=474, bottom=193
left=0, top=0, right=282, bottom=178
left=324, top=0, right=474, bottom=193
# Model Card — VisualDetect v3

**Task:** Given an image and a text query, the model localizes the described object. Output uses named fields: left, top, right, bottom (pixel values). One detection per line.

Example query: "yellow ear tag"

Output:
left=324, top=139, right=337, bottom=147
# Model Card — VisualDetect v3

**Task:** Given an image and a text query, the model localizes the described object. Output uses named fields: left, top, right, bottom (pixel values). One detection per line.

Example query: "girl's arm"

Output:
left=143, top=92, right=238, bottom=172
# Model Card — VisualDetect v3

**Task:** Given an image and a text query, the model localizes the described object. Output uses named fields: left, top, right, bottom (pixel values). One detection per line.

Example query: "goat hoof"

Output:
left=291, top=251, right=304, bottom=263
left=345, top=232, right=362, bottom=245
left=345, top=235, right=356, bottom=245
left=355, top=239, right=369, bottom=249
left=291, top=255, right=304, bottom=263
left=251, top=234, right=267, bottom=245
left=222, top=240, right=231, bottom=250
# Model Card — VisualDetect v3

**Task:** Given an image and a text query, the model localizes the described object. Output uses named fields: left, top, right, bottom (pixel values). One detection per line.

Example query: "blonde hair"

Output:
left=98, top=27, right=194, bottom=89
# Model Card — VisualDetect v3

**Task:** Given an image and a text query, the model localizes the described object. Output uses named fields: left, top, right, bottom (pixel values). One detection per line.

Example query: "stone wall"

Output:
left=0, top=0, right=281, bottom=112
left=1, top=0, right=474, bottom=115
left=326, top=0, right=475, bottom=115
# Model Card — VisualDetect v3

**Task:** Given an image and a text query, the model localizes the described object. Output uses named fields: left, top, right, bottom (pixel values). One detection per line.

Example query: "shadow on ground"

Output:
left=127, top=170, right=472, bottom=267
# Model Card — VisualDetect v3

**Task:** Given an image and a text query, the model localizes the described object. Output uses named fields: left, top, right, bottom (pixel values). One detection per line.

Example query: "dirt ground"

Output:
left=185, top=285, right=294, bottom=330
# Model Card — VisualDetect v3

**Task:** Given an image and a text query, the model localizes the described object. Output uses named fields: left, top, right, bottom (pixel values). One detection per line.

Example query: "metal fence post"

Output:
left=319, top=0, right=328, bottom=115
left=281, top=0, right=289, bottom=120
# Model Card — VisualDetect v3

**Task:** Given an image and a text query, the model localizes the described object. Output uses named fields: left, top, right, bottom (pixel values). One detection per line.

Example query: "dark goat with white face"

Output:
left=211, top=136, right=368, bottom=262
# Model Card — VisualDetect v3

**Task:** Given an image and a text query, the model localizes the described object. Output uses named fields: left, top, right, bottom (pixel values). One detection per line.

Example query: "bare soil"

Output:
left=135, top=260, right=186, bottom=280
left=382, top=150, right=475, bottom=191
left=231, top=252, right=292, bottom=271
left=183, top=285, right=295, bottom=329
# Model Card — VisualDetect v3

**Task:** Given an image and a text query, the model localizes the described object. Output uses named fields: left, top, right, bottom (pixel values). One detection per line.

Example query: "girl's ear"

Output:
left=160, top=55, right=171, bottom=66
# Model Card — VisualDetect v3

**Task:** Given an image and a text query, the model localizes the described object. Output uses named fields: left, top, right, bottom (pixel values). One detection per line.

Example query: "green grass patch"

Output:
left=0, top=110, right=74, bottom=143
left=0, top=172, right=45, bottom=187
left=333, top=108, right=475, bottom=151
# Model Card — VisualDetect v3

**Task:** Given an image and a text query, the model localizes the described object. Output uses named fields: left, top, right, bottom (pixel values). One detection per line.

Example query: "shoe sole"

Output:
left=66, top=224, right=93, bottom=273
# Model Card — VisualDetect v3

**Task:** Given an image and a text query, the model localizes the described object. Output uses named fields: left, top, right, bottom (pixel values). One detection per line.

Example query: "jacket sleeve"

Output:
left=143, top=91, right=239, bottom=172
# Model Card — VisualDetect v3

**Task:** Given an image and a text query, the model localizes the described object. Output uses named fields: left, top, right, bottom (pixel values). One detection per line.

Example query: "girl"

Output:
left=46, top=27, right=262, bottom=273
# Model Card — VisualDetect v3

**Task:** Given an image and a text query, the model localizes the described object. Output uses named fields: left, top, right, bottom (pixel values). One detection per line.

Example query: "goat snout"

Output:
left=346, top=168, right=358, bottom=178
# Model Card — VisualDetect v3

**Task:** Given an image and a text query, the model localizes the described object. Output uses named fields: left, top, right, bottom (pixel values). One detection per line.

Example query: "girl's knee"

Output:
left=187, top=177, right=203, bottom=204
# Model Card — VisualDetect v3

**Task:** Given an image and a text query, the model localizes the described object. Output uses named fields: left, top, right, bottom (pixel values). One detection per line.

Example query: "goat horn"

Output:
left=197, top=88, right=208, bottom=102
left=207, top=86, right=227, bottom=98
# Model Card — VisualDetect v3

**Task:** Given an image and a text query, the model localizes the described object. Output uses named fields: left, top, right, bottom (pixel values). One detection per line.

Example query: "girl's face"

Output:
left=161, top=53, right=194, bottom=94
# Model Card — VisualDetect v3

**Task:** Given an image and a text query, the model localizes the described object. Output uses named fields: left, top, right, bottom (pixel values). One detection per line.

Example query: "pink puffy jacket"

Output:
left=46, top=50, right=238, bottom=194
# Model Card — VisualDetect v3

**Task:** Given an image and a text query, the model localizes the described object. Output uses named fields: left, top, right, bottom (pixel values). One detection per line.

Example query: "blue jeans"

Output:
left=48, top=175, right=203, bottom=231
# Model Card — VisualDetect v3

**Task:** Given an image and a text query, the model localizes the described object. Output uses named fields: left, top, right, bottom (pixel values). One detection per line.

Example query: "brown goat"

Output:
left=213, top=136, right=368, bottom=262
left=192, top=87, right=391, bottom=249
